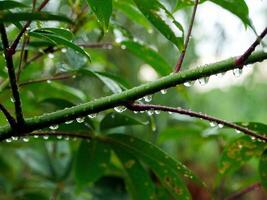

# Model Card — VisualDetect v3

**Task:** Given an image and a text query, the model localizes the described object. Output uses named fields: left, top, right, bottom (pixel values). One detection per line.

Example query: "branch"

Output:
left=0, top=23, right=25, bottom=128
left=126, top=103, right=267, bottom=142
left=0, top=104, right=17, bottom=129
left=235, top=27, right=267, bottom=68
left=0, top=51, right=266, bottom=140
left=175, top=0, right=199, bottom=72
left=225, top=182, right=261, bottom=200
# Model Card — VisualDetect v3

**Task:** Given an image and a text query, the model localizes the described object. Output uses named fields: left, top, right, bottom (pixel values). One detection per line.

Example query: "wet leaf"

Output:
left=133, top=0, right=184, bottom=50
left=259, top=149, right=267, bottom=189
left=0, top=1, right=28, bottom=10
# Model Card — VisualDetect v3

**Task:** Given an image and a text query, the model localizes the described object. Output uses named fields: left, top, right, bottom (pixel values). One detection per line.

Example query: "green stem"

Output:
left=0, top=51, right=267, bottom=140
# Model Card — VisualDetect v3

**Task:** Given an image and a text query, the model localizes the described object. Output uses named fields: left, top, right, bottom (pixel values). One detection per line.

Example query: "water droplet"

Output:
left=133, top=111, right=139, bottom=114
left=42, top=135, right=48, bottom=140
left=26, top=27, right=31, bottom=31
left=184, top=81, right=194, bottom=87
left=65, top=136, right=70, bottom=141
left=65, top=120, right=73, bottom=124
left=160, top=89, right=167, bottom=94
left=57, top=135, right=62, bottom=140
left=49, top=124, right=59, bottom=130
left=61, top=48, right=67, bottom=53
left=22, top=137, right=29, bottom=142
left=155, top=110, right=161, bottom=115
left=238, top=144, right=243, bottom=149
left=121, top=45, right=126, bottom=50
left=5, top=138, right=12, bottom=143
left=147, top=110, right=154, bottom=116
left=10, top=97, right=15, bottom=103
left=33, top=135, right=39, bottom=139
left=11, top=136, right=18, bottom=141
left=88, top=113, right=97, bottom=119
left=235, top=129, right=241, bottom=133
left=114, top=106, right=127, bottom=113
left=198, top=77, right=209, bottom=85
left=48, top=53, right=54, bottom=59
left=46, top=80, right=52, bottom=84
left=144, top=95, right=152, bottom=102
left=209, top=122, right=217, bottom=127
left=76, top=117, right=85, bottom=123
left=218, top=124, right=224, bottom=128
left=216, top=72, right=225, bottom=77
left=233, top=68, right=242, bottom=77
left=251, top=136, right=256, bottom=141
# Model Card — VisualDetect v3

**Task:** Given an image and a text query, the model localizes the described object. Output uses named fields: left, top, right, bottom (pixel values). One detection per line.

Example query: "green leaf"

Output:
left=75, top=140, right=111, bottom=186
left=236, top=122, right=267, bottom=134
left=34, top=28, right=74, bottom=40
left=121, top=40, right=172, bottom=76
left=133, top=0, right=184, bottom=50
left=100, top=112, right=146, bottom=131
left=114, top=0, right=151, bottom=31
left=29, top=31, right=91, bottom=60
left=79, top=69, right=123, bottom=94
left=259, top=150, right=267, bottom=189
left=0, top=1, right=28, bottom=10
left=218, top=136, right=267, bottom=178
left=175, top=0, right=250, bottom=27
left=87, top=0, right=112, bottom=30
left=0, top=12, right=73, bottom=23
left=209, top=0, right=250, bottom=27
left=103, top=134, right=203, bottom=199
left=114, top=149, right=156, bottom=199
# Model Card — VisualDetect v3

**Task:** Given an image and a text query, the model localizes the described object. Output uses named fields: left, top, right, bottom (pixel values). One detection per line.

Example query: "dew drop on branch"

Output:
left=147, top=110, right=154, bottom=116
left=65, top=120, right=73, bottom=124
left=144, top=95, right=152, bottom=102
left=48, top=53, right=55, bottom=59
left=209, top=122, right=217, bottom=127
left=198, top=77, right=209, bottom=85
left=5, top=138, right=12, bottom=143
left=114, top=106, right=127, bottom=113
left=22, top=137, right=29, bottom=142
left=155, top=110, right=161, bottom=115
left=76, top=117, right=85, bottom=123
left=160, top=89, right=167, bottom=94
left=233, top=68, right=242, bottom=77
left=49, top=124, right=59, bottom=130
left=88, top=113, right=97, bottom=119
left=218, top=124, right=224, bottom=128
left=57, top=135, right=63, bottom=140
left=235, top=129, right=241, bottom=133
left=184, top=81, right=194, bottom=87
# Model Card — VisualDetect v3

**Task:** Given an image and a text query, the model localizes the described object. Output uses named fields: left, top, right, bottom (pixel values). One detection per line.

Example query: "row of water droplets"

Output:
left=183, top=67, right=243, bottom=88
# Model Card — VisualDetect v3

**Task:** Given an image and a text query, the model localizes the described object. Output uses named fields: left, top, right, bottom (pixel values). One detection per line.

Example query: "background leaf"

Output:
left=133, top=0, right=184, bottom=50
left=75, top=140, right=111, bottom=186
left=259, top=149, right=267, bottom=189
left=114, top=149, right=156, bottom=199
left=87, top=0, right=112, bottom=30
left=0, top=1, right=28, bottom=10
left=121, top=40, right=172, bottom=76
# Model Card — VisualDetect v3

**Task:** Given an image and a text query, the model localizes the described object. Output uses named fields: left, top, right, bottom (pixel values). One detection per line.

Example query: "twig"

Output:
left=235, top=27, right=267, bottom=68
left=127, top=103, right=267, bottom=142
left=0, top=23, right=25, bottom=127
left=175, top=0, right=199, bottom=72
left=9, top=0, right=50, bottom=54
left=16, top=34, right=28, bottom=81
left=0, top=104, right=17, bottom=129
left=225, top=182, right=261, bottom=200
left=19, top=74, right=74, bottom=87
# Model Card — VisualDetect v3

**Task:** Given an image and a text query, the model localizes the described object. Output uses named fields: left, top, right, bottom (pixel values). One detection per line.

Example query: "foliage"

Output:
left=0, top=0, right=266, bottom=199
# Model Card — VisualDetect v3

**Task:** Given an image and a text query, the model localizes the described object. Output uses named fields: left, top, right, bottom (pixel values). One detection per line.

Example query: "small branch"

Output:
left=235, top=27, right=267, bottom=68
left=0, top=104, right=17, bottom=129
left=127, top=103, right=267, bottom=142
left=0, top=23, right=25, bottom=128
left=16, top=34, right=28, bottom=81
left=9, top=0, right=50, bottom=54
left=19, top=74, right=74, bottom=87
left=175, top=0, right=199, bottom=73
left=225, top=182, right=261, bottom=200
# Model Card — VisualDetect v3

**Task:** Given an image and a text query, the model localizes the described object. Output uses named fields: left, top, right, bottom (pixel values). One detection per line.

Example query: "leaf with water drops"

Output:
left=103, top=134, right=205, bottom=199
left=121, top=40, right=172, bottom=76
left=75, top=140, right=111, bottom=186
left=144, top=95, right=153, bottom=102
left=86, top=0, right=112, bottom=31
left=29, top=31, right=91, bottom=60
left=114, top=106, right=127, bottom=113
left=259, top=149, right=267, bottom=189
left=132, top=0, right=184, bottom=50
left=235, top=122, right=267, bottom=135
left=218, top=136, right=267, bottom=181
left=114, top=148, right=156, bottom=199
left=100, top=112, right=146, bottom=131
